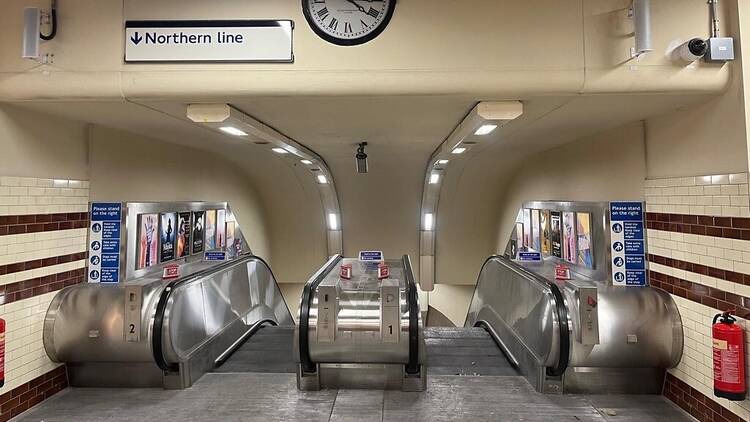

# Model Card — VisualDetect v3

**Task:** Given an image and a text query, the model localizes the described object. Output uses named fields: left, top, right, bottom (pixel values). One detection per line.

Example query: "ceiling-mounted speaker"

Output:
left=22, top=8, right=41, bottom=59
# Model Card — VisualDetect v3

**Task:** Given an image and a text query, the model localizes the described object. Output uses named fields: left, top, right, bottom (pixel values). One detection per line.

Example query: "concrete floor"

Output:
left=13, top=373, right=694, bottom=422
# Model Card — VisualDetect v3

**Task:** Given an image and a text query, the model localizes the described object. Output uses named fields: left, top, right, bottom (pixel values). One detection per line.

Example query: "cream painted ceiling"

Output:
left=12, top=92, right=716, bottom=182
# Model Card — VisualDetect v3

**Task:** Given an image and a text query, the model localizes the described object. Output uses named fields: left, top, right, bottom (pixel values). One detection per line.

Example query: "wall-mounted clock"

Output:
left=302, top=0, right=396, bottom=46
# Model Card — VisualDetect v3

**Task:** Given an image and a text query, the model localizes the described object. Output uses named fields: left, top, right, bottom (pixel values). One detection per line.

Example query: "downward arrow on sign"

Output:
left=130, top=32, right=143, bottom=45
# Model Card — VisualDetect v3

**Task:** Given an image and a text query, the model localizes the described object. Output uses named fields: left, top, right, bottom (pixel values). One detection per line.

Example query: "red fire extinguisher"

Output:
left=712, top=312, right=746, bottom=401
left=0, top=318, right=5, bottom=388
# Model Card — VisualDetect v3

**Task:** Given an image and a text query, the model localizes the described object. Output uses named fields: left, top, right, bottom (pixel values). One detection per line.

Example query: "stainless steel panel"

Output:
left=302, top=258, right=425, bottom=365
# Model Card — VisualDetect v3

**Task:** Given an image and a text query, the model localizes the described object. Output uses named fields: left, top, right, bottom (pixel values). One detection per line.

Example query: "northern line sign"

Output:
left=124, top=20, right=294, bottom=63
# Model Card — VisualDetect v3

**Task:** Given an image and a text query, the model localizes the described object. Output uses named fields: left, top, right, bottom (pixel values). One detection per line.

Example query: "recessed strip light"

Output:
left=328, top=213, right=339, bottom=231
left=429, top=173, right=440, bottom=184
left=271, top=147, right=289, bottom=154
left=219, top=126, right=248, bottom=137
left=436, top=159, right=449, bottom=165
left=475, top=124, right=498, bottom=136
left=424, top=213, right=434, bottom=231
left=451, top=147, right=467, bottom=155
left=300, top=159, right=313, bottom=165
left=317, top=175, right=329, bottom=184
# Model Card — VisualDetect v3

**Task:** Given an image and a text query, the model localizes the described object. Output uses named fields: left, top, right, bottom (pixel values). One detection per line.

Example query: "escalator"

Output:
left=44, top=253, right=295, bottom=388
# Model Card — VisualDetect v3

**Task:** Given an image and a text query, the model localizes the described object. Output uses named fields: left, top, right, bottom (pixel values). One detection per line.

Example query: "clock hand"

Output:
left=345, top=0, right=367, bottom=13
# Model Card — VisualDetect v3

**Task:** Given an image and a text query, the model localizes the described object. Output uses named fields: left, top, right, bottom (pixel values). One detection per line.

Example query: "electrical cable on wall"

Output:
left=40, top=0, right=57, bottom=41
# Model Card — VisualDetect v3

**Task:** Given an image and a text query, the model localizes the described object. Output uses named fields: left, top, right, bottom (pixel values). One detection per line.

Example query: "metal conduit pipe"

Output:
left=633, top=0, right=653, bottom=56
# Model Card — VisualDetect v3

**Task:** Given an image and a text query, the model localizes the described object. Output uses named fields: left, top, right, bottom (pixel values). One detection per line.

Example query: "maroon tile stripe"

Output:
left=0, top=268, right=85, bottom=306
left=646, top=212, right=750, bottom=241
left=0, top=252, right=87, bottom=277
left=649, top=254, right=750, bottom=287
left=0, top=366, right=67, bottom=422
left=650, top=271, right=750, bottom=319
left=0, top=213, right=89, bottom=236
left=664, top=373, right=743, bottom=422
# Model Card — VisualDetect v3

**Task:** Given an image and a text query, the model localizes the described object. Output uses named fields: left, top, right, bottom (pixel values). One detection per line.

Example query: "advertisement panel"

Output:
left=192, top=211, right=205, bottom=254
left=577, top=212, right=594, bottom=268
left=137, top=214, right=159, bottom=269
left=217, top=209, right=226, bottom=249
left=205, top=210, right=217, bottom=250
left=160, top=212, right=177, bottom=262
left=531, top=210, right=541, bottom=252
left=540, top=210, right=551, bottom=256
left=562, top=212, right=577, bottom=264
left=176, top=212, right=191, bottom=258
left=550, top=211, right=562, bottom=258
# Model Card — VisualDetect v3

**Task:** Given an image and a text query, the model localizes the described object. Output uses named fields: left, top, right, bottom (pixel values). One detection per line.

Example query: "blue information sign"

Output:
left=610, top=201, right=647, bottom=287
left=89, top=203, right=122, bottom=283
left=204, top=251, right=227, bottom=261
left=517, top=251, right=542, bottom=262
left=359, top=251, right=384, bottom=261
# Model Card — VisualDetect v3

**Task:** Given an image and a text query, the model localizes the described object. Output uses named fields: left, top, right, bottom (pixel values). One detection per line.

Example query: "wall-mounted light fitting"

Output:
left=219, top=126, right=248, bottom=137
left=474, top=124, right=498, bottom=136
left=418, top=101, right=524, bottom=292
left=328, top=213, right=339, bottom=231
left=187, top=103, right=344, bottom=256
left=423, top=213, right=434, bottom=231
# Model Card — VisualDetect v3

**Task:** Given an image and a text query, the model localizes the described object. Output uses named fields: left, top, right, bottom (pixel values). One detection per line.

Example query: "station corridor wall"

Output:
left=0, top=105, right=90, bottom=418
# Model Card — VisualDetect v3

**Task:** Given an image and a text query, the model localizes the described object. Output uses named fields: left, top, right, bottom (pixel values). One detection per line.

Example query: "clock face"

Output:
left=302, top=0, right=396, bottom=46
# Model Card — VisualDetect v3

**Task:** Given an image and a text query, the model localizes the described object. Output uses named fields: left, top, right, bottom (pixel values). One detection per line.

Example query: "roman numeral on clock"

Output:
left=344, top=22, right=352, bottom=33
left=317, top=7, right=329, bottom=19
left=328, top=17, right=338, bottom=30
left=367, top=7, right=380, bottom=18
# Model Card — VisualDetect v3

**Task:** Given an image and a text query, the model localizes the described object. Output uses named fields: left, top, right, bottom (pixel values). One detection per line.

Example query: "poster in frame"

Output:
left=562, top=211, right=577, bottom=264
left=159, top=212, right=177, bottom=263
left=577, top=212, right=594, bottom=268
left=550, top=211, right=562, bottom=258
left=205, top=210, right=217, bottom=251
left=192, top=211, right=205, bottom=254
left=176, top=212, right=191, bottom=259
left=137, top=213, right=158, bottom=269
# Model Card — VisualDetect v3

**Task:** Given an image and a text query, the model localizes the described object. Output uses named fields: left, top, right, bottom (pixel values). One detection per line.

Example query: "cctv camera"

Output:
left=678, top=38, right=708, bottom=62
left=356, top=142, right=368, bottom=174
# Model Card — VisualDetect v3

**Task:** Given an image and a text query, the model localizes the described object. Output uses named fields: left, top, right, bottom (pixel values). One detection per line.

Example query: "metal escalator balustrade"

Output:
left=295, top=254, right=426, bottom=391
left=43, top=253, right=293, bottom=389
left=466, top=256, right=682, bottom=394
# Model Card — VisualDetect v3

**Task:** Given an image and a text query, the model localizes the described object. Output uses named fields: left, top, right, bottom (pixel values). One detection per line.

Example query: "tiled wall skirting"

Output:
left=647, top=173, right=750, bottom=421
left=0, top=365, right=67, bottom=422
left=0, top=176, right=89, bottom=419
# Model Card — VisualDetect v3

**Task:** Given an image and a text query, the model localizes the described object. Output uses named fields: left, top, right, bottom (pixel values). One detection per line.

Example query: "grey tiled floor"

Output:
left=13, top=326, right=695, bottom=421
left=13, top=373, right=694, bottom=422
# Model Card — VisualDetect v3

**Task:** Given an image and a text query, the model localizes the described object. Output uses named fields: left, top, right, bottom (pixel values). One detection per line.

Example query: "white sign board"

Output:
left=125, top=20, right=294, bottom=63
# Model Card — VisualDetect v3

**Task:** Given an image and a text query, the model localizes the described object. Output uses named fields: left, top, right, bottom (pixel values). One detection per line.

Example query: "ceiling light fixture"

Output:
left=301, top=159, right=313, bottom=165
left=436, top=159, right=449, bottom=165
left=219, top=126, right=248, bottom=137
left=475, top=124, right=498, bottom=136
left=317, top=175, right=329, bottom=184
left=451, top=147, right=467, bottom=154
left=429, top=173, right=440, bottom=184
left=271, top=147, right=289, bottom=154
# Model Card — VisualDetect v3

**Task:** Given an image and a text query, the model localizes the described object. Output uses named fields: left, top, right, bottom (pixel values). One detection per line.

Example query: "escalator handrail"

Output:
left=466, top=255, right=570, bottom=377
left=402, top=255, right=421, bottom=375
left=152, top=253, right=292, bottom=372
left=298, top=254, right=343, bottom=373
